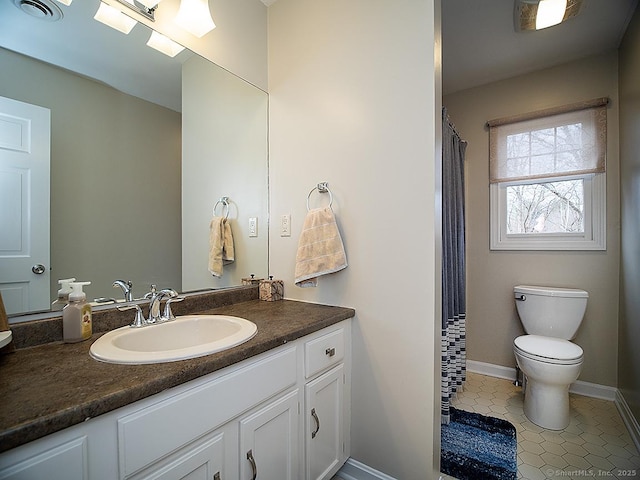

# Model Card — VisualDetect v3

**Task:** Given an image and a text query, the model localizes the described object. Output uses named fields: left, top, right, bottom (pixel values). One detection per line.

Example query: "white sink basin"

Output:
left=90, top=315, right=257, bottom=364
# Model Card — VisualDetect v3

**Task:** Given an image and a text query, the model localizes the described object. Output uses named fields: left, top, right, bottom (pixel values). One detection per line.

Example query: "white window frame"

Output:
left=490, top=172, right=606, bottom=251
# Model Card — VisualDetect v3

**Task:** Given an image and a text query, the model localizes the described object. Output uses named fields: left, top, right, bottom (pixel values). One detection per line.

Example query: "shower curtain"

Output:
left=441, top=108, right=467, bottom=425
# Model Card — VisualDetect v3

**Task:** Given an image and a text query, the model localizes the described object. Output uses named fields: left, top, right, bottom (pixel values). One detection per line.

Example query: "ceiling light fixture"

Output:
left=147, top=30, right=185, bottom=57
left=175, top=0, right=215, bottom=37
left=514, top=0, right=584, bottom=32
left=94, top=1, right=137, bottom=34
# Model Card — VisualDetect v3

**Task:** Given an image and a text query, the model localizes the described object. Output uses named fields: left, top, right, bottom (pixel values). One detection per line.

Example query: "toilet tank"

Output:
left=514, top=285, right=588, bottom=339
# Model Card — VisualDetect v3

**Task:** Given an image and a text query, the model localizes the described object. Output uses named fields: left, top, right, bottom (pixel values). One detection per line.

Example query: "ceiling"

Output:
left=0, top=0, right=191, bottom=111
left=2, top=0, right=637, bottom=108
left=442, top=0, right=638, bottom=95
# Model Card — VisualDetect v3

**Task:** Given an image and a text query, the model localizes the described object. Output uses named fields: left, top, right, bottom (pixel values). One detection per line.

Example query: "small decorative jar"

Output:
left=259, top=276, right=284, bottom=302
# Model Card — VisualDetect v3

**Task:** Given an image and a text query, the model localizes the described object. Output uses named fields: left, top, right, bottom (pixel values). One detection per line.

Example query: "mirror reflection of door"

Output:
left=0, top=95, right=50, bottom=315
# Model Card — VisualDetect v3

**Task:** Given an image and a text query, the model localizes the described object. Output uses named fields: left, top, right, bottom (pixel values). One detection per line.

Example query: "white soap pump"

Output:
left=51, top=277, right=76, bottom=311
left=63, top=281, right=92, bottom=343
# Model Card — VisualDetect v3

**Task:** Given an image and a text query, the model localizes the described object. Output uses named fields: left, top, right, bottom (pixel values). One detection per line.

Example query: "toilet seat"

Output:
left=514, top=335, right=583, bottom=365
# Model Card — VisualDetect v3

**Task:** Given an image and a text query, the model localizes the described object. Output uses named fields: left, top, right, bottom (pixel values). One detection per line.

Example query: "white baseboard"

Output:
left=466, top=360, right=517, bottom=382
left=570, top=379, right=618, bottom=401
left=336, top=458, right=397, bottom=480
left=466, top=360, right=617, bottom=401
left=615, top=390, right=640, bottom=454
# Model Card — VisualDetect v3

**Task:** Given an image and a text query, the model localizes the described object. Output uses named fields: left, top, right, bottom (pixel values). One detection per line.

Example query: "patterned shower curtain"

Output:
left=441, top=108, right=467, bottom=425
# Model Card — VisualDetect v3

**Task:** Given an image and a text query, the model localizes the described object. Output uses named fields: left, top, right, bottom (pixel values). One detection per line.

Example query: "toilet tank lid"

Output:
left=514, top=285, right=588, bottom=298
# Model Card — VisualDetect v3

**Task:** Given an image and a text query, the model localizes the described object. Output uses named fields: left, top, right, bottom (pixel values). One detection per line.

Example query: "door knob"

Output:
left=32, top=264, right=46, bottom=275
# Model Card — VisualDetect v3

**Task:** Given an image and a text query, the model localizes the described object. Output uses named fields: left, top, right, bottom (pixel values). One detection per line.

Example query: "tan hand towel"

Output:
left=208, top=216, right=234, bottom=277
left=295, top=206, right=347, bottom=287
left=222, top=220, right=235, bottom=265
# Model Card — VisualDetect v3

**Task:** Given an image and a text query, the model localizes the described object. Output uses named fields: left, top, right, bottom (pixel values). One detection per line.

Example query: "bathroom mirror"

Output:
left=0, top=0, right=268, bottom=318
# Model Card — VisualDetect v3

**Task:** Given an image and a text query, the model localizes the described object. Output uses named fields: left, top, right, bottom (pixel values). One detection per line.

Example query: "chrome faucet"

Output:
left=145, top=285, right=179, bottom=324
left=119, top=285, right=183, bottom=327
left=113, top=280, right=134, bottom=302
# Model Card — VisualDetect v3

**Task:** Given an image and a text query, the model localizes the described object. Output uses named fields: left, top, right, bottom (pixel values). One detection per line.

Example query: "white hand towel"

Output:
left=208, top=216, right=235, bottom=277
left=295, top=206, right=347, bottom=287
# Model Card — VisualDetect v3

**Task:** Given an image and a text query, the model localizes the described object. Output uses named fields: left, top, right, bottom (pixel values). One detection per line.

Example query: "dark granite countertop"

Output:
left=0, top=298, right=355, bottom=453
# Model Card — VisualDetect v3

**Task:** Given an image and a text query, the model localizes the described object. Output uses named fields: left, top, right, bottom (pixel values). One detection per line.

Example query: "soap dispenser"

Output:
left=63, top=281, right=92, bottom=343
left=51, top=278, right=76, bottom=311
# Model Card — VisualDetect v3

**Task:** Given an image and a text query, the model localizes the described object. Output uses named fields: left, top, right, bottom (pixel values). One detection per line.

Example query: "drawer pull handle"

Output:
left=311, top=407, right=320, bottom=438
left=325, top=347, right=336, bottom=357
left=214, top=473, right=221, bottom=480
left=247, top=449, right=257, bottom=480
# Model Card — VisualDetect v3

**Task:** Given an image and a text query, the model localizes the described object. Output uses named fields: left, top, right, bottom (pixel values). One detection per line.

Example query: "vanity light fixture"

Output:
left=136, top=0, right=161, bottom=8
left=514, top=0, right=584, bottom=31
left=175, top=0, right=216, bottom=38
left=94, top=1, right=137, bottom=34
left=113, top=0, right=156, bottom=21
left=146, top=30, right=185, bottom=57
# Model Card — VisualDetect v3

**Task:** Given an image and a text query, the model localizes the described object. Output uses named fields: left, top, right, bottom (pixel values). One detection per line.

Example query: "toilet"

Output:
left=513, top=285, right=588, bottom=430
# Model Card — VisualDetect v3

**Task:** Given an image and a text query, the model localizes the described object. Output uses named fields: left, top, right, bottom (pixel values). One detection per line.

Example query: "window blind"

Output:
left=488, top=98, right=608, bottom=184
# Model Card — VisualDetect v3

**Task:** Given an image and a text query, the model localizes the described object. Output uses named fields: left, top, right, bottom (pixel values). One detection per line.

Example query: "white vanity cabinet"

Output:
left=0, top=320, right=351, bottom=480
left=0, top=436, right=89, bottom=480
left=239, top=389, right=300, bottom=480
left=132, top=430, right=226, bottom=480
left=303, top=324, right=350, bottom=480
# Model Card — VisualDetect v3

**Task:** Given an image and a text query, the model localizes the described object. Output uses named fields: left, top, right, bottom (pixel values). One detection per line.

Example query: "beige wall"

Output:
left=268, top=0, right=441, bottom=477
left=444, top=52, right=621, bottom=387
left=618, top=7, right=640, bottom=419
left=0, top=48, right=182, bottom=303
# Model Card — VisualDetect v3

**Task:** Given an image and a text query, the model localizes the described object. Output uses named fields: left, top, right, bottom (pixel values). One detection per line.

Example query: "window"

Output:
left=489, top=98, right=607, bottom=250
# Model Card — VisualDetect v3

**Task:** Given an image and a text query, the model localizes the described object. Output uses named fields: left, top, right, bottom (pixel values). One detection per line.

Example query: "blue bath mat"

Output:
left=441, top=408, right=517, bottom=480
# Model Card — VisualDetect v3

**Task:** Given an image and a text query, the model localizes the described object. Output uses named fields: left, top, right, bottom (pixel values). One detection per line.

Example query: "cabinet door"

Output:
left=134, top=432, right=224, bottom=480
left=305, top=364, right=344, bottom=480
left=0, top=436, right=87, bottom=480
left=239, top=390, right=299, bottom=480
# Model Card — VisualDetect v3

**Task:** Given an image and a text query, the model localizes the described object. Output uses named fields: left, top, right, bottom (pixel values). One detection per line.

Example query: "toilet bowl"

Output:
left=513, top=285, right=588, bottom=430
left=514, top=335, right=583, bottom=429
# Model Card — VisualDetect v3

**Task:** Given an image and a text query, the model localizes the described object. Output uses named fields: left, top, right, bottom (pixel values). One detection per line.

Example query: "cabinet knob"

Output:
left=325, top=347, right=336, bottom=357
left=214, top=473, right=221, bottom=480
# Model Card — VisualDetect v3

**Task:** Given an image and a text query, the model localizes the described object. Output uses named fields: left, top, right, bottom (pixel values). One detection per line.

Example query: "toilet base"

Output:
left=523, top=376, right=571, bottom=430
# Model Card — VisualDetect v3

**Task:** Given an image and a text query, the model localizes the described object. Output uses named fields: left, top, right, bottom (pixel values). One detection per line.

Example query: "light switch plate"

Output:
left=281, top=214, right=291, bottom=237
left=249, top=217, right=258, bottom=237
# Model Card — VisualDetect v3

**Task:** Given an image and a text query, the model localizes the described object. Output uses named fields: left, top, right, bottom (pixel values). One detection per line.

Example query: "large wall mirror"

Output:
left=0, top=0, right=268, bottom=319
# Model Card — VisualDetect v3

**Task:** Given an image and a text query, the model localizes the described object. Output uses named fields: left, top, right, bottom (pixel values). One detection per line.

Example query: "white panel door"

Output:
left=0, top=96, right=50, bottom=315
left=305, top=364, right=344, bottom=480
left=239, top=389, right=299, bottom=480
left=135, top=432, right=224, bottom=480
left=0, top=436, right=88, bottom=480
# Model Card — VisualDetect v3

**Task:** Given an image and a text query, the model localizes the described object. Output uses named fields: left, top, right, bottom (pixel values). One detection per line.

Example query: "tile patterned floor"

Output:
left=444, top=372, right=640, bottom=480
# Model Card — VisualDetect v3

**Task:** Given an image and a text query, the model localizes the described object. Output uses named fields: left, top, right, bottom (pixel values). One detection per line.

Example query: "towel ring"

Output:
left=213, top=196, right=230, bottom=219
left=306, top=182, right=333, bottom=211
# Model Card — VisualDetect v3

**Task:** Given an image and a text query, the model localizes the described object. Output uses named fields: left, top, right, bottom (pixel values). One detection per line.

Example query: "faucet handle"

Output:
left=117, top=303, right=147, bottom=328
left=162, top=296, right=184, bottom=322
left=143, top=284, right=158, bottom=300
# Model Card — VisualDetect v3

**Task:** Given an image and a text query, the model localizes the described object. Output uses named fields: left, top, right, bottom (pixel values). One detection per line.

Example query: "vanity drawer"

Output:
left=118, top=346, right=297, bottom=478
left=305, top=327, right=345, bottom=379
